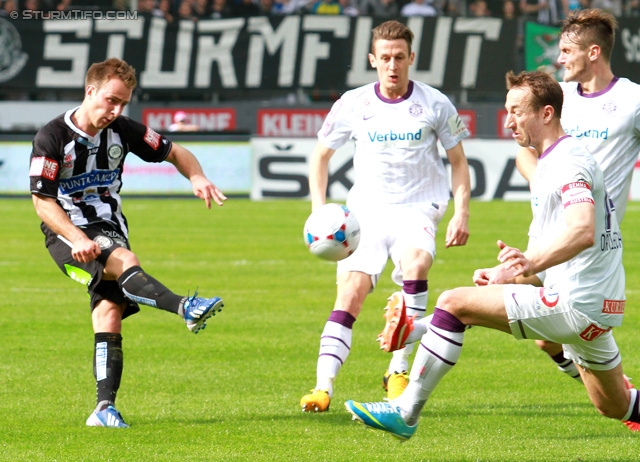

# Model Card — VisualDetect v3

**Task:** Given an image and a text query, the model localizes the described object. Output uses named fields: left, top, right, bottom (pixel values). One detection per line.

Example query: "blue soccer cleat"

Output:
left=86, top=405, right=129, bottom=428
left=345, top=400, right=417, bottom=441
left=183, top=292, right=224, bottom=334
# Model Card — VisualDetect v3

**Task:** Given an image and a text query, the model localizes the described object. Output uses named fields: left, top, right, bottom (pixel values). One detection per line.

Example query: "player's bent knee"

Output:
left=435, top=289, right=463, bottom=313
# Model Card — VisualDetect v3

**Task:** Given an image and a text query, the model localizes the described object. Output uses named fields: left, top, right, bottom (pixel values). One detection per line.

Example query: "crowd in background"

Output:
left=1, top=0, right=637, bottom=103
left=2, top=0, right=638, bottom=21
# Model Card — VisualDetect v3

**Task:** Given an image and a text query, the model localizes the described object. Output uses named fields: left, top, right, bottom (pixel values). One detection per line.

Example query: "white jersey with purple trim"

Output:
left=318, top=80, right=469, bottom=211
left=560, top=78, right=640, bottom=222
left=529, top=136, right=625, bottom=326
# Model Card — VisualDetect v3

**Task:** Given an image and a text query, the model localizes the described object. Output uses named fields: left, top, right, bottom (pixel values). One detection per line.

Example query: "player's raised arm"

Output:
left=444, top=142, right=470, bottom=248
left=165, top=143, right=227, bottom=209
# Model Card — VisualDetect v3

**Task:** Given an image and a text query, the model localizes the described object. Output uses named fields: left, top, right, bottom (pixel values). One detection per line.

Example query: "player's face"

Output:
left=557, top=33, right=592, bottom=83
left=504, top=87, right=545, bottom=151
left=369, top=39, right=415, bottom=99
left=86, top=77, right=132, bottom=132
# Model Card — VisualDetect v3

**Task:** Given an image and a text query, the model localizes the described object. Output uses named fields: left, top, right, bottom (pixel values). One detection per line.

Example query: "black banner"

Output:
left=1, top=15, right=637, bottom=94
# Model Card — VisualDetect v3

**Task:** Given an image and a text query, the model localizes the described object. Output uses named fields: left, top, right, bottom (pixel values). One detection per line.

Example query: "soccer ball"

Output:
left=303, top=203, right=360, bottom=261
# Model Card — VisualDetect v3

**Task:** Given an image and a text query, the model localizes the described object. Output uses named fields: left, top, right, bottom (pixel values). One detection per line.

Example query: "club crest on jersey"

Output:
left=602, top=101, right=617, bottom=114
left=108, top=144, right=123, bottom=160
left=409, top=104, right=423, bottom=117
left=539, top=287, right=559, bottom=308
left=144, top=127, right=161, bottom=150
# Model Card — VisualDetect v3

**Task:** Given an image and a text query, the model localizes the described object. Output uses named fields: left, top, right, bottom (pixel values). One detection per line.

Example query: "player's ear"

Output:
left=368, top=53, right=377, bottom=68
left=409, top=51, right=415, bottom=65
left=86, top=85, right=95, bottom=99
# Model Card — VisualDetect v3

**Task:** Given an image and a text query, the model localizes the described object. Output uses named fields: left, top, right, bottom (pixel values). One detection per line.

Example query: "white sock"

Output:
left=405, top=314, right=432, bottom=345
left=623, top=388, right=639, bottom=421
left=395, top=323, right=464, bottom=425
left=315, top=320, right=352, bottom=396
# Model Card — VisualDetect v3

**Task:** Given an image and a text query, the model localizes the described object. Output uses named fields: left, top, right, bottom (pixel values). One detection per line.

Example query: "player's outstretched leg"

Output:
left=344, top=400, right=417, bottom=441
left=183, top=292, right=224, bottom=334
left=86, top=405, right=129, bottom=428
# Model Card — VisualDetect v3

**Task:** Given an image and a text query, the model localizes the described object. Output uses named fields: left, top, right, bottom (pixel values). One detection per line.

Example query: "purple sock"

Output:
left=403, top=280, right=428, bottom=294
left=328, top=310, right=356, bottom=329
left=431, top=307, right=466, bottom=332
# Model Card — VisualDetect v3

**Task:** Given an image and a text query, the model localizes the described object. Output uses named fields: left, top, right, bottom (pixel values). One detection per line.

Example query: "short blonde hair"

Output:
left=85, top=58, right=137, bottom=91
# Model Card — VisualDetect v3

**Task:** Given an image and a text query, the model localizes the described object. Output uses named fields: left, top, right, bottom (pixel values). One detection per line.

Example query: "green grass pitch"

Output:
left=1, top=197, right=639, bottom=461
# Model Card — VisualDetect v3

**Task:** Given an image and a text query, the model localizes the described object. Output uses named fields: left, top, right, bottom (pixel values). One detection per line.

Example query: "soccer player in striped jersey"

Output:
left=300, top=20, right=471, bottom=413
left=516, top=8, right=640, bottom=384
left=29, top=58, right=227, bottom=428
left=345, top=70, right=639, bottom=439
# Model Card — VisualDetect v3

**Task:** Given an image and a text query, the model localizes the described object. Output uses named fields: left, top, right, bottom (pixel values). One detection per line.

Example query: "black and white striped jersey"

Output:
left=29, top=107, right=173, bottom=240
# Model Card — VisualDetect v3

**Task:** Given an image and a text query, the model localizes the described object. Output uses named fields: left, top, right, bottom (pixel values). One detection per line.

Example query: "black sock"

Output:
left=550, top=351, right=572, bottom=368
left=93, top=333, right=123, bottom=410
left=118, top=266, right=185, bottom=315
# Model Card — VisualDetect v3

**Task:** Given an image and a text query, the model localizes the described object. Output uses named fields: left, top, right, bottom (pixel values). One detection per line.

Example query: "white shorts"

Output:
left=504, top=284, right=621, bottom=371
left=337, top=202, right=446, bottom=287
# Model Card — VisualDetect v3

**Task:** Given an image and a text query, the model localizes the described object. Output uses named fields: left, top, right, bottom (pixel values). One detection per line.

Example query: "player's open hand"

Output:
left=191, top=175, right=227, bottom=209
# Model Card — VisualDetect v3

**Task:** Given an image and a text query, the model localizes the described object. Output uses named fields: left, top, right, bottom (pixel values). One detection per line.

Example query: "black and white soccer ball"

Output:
left=303, top=203, right=361, bottom=262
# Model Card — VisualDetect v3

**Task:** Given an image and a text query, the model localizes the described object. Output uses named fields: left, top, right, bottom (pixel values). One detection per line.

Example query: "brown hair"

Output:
left=561, top=8, right=617, bottom=62
left=505, top=70, right=563, bottom=119
left=85, top=57, right=137, bottom=91
left=370, top=20, right=414, bottom=55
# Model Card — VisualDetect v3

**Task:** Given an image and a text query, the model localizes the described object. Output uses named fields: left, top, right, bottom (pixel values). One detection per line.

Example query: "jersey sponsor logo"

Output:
left=367, top=128, right=423, bottom=143
left=563, top=125, right=609, bottom=141
left=62, top=153, right=73, bottom=169
left=602, top=299, right=625, bottom=314
left=579, top=323, right=611, bottom=341
left=144, top=127, right=161, bottom=150
left=562, top=181, right=591, bottom=192
left=108, top=144, right=124, bottom=160
left=29, top=156, right=58, bottom=181
left=448, top=114, right=468, bottom=138
left=58, top=169, right=120, bottom=195
left=600, top=231, right=623, bottom=251
left=539, top=286, right=559, bottom=308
